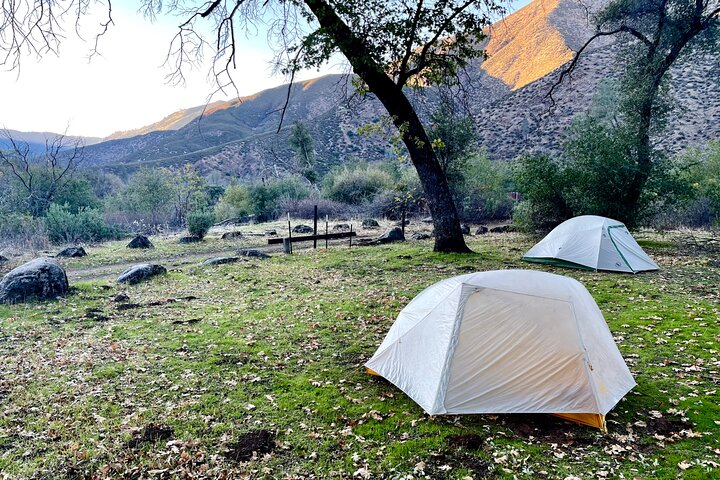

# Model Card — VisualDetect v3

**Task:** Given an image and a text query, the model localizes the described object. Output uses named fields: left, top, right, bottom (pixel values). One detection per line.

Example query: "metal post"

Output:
left=287, top=213, right=293, bottom=254
left=313, top=205, right=318, bottom=249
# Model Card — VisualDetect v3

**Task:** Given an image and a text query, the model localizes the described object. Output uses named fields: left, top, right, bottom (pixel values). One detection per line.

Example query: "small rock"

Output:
left=411, top=232, right=432, bottom=240
left=221, top=231, right=243, bottom=240
left=361, top=219, right=379, bottom=228
left=475, top=226, right=489, bottom=235
left=0, top=258, right=69, bottom=304
left=204, top=257, right=242, bottom=266
left=179, top=236, right=201, bottom=244
left=117, top=264, right=166, bottom=285
left=292, top=224, right=313, bottom=234
left=265, top=230, right=278, bottom=236
left=375, top=227, right=405, bottom=244
left=127, top=235, right=154, bottom=249
left=56, top=246, right=87, bottom=258
left=113, top=293, right=130, bottom=302
left=490, top=225, right=509, bottom=233
left=421, top=217, right=433, bottom=223
left=333, top=223, right=351, bottom=231
left=239, top=250, right=271, bottom=259
left=460, top=224, right=471, bottom=235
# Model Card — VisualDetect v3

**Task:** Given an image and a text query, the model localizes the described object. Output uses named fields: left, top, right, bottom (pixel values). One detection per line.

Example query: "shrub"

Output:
left=454, top=154, right=514, bottom=222
left=323, top=163, right=394, bottom=205
left=214, top=184, right=252, bottom=222
left=277, top=197, right=352, bottom=219
left=248, top=176, right=311, bottom=221
left=0, top=213, right=49, bottom=251
left=187, top=208, right=214, bottom=239
left=45, top=203, right=120, bottom=244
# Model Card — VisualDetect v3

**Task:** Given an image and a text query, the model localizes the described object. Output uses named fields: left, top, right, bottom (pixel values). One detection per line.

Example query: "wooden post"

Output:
left=401, top=206, right=406, bottom=236
left=349, top=224, right=353, bottom=248
left=287, top=213, right=293, bottom=254
left=313, top=205, right=318, bottom=249
left=325, top=215, right=329, bottom=249
left=283, top=237, right=292, bottom=254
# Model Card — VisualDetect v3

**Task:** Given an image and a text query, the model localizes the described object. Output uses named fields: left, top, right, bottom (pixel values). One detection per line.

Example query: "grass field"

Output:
left=0, top=230, right=719, bottom=479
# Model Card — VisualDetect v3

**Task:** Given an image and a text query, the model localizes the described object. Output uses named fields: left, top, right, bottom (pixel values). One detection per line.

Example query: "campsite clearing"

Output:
left=0, top=231, right=718, bottom=478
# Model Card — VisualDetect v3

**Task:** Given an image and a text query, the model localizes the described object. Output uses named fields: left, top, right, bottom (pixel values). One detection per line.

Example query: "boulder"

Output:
left=475, top=226, right=489, bottom=235
left=179, top=236, right=202, bottom=244
left=292, top=224, right=313, bottom=234
left=127, top=235, right=154, bottom=249
left=333, top=223, right=351, bottom=231
left=203, top=256, right=242, bottom=266
left=265, top=229, right=278, bottom=236
left=376, top=227, right=405, bottom=244
left=239, top=249, right=272, bottom=259
left=361, top=219, right=379, bottom=228
left=0, top=255, right=9, bottom=263
left=117, top=264, right=167, bottom=285
left=460, top=224, right=471, bottom=235
left=411, top=232, right=432, bottom=240
left=221, top=231, right=244, bottom=240
left=0, top=258, right=69, bottom=304
left=56, top=246, right=87, bottom=258
left=490, top=225, right=509, bottom=233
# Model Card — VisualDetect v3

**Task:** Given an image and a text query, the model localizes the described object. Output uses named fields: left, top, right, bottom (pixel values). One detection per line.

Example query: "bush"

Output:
left=248, top=176, right=311, bottom=221
left=0, top=213, right=49, bottom=251
left=277, top=197, right=352, bottom=220
left=323, top=163, right=394, bottom=205
left=214, top=184, right=252, bottom=223
left=454, top=154, right=514, bottom=222
left=187, top=208, right=214, bottom=239
left=45, top=204, right=121, bottom=244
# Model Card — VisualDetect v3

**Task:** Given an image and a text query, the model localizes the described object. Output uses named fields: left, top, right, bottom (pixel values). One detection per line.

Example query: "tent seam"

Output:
left=569, top=299, right=602, bottom=414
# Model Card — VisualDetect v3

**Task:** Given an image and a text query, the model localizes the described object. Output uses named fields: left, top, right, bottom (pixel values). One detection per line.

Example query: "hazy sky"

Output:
left=0, top=1, right=531, bottom=138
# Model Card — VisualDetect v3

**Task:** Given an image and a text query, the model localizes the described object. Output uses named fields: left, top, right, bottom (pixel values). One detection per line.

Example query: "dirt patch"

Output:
left=646, top=417, right=693, bottom=437
left=82, top=308, right=109, bottom=322
left=445, top=434, right=484, bottom=450
left=223, top=430, right=275, bottom=462
left=125, top=424, right=174, bottom=449
left=172, top=318, right=201, bottom=326
left=496, top=414, right=596, bottom=446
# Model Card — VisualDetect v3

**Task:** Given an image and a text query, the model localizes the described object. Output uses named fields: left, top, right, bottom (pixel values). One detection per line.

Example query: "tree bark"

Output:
left=303, top=0, right=471, bottom=253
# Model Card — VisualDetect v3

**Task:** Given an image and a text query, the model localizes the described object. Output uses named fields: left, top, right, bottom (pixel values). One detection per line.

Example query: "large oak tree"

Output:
left=1, top=0, right=508, bottom=252
left=551, top=0, right=720, bottom=226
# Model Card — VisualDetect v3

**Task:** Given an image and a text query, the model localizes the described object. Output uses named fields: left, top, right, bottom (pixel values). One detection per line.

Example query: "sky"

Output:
left=0, top=0, right=531, bottom=138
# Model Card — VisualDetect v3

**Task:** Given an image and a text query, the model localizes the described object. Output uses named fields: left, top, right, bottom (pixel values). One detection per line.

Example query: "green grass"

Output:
left=1, top=232, right=719, bottom=478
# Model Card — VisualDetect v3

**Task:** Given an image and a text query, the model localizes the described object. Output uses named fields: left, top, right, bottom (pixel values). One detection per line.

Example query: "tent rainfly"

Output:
left=522, top=215, right=659, bottom=273
left=365, top=270, right=636, bottom=431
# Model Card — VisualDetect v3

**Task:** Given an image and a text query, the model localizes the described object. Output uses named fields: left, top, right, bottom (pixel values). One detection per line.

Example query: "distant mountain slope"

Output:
left=104, top=100, right=238, bottom=140
left=79, top=0, right=718, bottom=178
left=0, top=129, right=102, bottom=155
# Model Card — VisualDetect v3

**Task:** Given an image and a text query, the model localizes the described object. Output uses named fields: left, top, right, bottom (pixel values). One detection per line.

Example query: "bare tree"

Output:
left=1, top=0, right=509, bottom=252
left=0, top=130, right=85, bottom=216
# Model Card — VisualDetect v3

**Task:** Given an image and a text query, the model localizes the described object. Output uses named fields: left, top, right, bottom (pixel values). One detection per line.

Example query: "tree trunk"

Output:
left=303, top=0, right=470, bottom=252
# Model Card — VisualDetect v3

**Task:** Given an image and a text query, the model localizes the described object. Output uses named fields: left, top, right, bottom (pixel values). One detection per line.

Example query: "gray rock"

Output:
left=265, top=229, right=278, bottom=236
left=221, top=231, right=244, bottom=240
left=376, top=227, right=405, bottom=244
left=0, top=255, right=9, bottom=263
left=475, top=226, right=489, bottom=235
left=460, top=224, right=471, bottom=235
left=56, top=246, right=87, bottom=258
left=333, top=223, right=351, bottom=231
left=292, top=224, right=313, bottom=234
left=490, top=225, right=509, bottom=233
left=0, top=258, right=69, bottom=304
left=179, top=236, right=201, bottom=244
left=240, top=249, right=271, bottom=259
left=117, top=264, right=167, bottom=285
left=421, top=217, right=433, bottom=223
left=127, top=235, right=154, bottom=249
left=411, top=232, right=432, bottom=240
left=361, top=219, right=379, bottom=228
left=203, top=256, right=242, bottom=266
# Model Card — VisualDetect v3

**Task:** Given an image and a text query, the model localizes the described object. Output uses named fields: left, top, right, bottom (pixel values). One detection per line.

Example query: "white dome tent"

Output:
left=522, top=215, right=659, bottom=273
left=365, top=270, right=635, bottom=431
